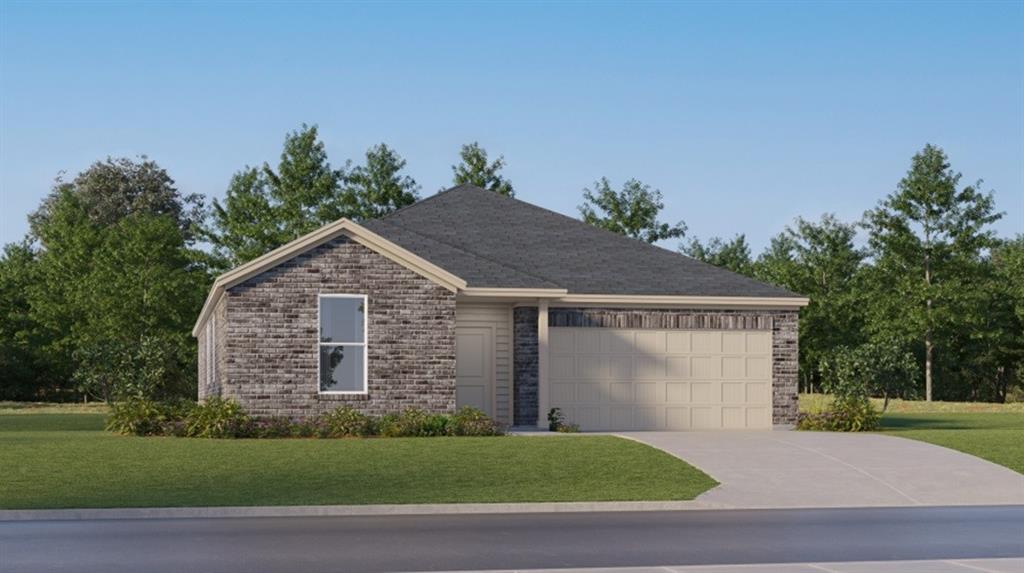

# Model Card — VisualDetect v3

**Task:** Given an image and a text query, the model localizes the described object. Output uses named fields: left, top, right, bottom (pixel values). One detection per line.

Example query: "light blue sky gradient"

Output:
left=1, top=1, right=1021, bottom=251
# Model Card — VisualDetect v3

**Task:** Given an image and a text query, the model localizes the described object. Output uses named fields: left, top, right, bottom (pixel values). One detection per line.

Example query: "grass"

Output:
left=0, top=413, right=717, bottom=510
left=799, top=393, right=1024, bottom=474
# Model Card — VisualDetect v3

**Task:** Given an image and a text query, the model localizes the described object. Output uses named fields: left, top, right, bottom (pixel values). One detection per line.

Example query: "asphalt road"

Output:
left=2, top=506, right=1022, bottom=573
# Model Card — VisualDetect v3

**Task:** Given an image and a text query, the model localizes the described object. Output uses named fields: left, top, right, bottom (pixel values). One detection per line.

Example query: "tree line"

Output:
left=1, top=125, right=1020, bottom=404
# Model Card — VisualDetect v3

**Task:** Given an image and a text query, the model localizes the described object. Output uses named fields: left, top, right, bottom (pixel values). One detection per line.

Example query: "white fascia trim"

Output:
left=550, top=294, right=810, bottom=308
left=191, top=219, right=468, bottom=337
left=459, top=287, right=569, bottom=299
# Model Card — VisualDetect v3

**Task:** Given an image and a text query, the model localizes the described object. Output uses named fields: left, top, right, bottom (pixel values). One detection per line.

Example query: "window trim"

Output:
left=317, top=293, right=369, bottom=395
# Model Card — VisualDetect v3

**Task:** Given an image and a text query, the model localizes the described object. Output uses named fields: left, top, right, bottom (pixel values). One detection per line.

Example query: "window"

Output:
left=318, top=294, right=367, bottom=393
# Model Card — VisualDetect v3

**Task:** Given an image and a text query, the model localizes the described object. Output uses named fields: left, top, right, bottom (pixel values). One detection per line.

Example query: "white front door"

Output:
left=548, top=328, right=773, bottom=431
left=455, top=326, right=493, bottom=416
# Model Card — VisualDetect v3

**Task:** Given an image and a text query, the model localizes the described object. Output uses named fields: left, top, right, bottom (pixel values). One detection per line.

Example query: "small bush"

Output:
left=184, top=397, right=252, bottom=438
left=547, top=408, right=565, bottom=432
left=255, top=416, right=296, bottom=439
left=451, top=406, right=504, bottom=436
left=106, top=397, right=188, bottom=436
left=555, top=422, right=581, bottom=433
left=316, top=406, right=377, bottom=438
left=380, top=408, right=451, bottom=437
left=804, top=347, right=883, bottom=432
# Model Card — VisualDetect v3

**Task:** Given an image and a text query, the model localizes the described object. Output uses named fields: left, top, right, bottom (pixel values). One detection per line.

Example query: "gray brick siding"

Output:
left=515, top=307, right=800, bottom=427
left=211, top=236, right=456, bottom=418
left=513, top=307, right=539, bottom=426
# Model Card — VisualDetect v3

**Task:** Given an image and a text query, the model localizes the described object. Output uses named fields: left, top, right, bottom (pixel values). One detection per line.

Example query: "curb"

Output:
left=0, top=500, right=732, bottom=522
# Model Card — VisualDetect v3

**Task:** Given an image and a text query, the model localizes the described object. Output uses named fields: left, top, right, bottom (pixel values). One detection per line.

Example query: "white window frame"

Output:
left=317, top=294, right=369, bottom=395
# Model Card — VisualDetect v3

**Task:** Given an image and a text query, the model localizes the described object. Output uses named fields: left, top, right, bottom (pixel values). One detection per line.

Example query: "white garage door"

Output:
left=549, top=328, right=773, bottom=431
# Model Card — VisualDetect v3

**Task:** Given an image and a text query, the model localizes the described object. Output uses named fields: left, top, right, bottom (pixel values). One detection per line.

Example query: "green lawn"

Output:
left=880, top=413, right=1024, bottom=474
left=799, top=394, right=1024, bottom=474
left=0, top=413, right=716, bottom=510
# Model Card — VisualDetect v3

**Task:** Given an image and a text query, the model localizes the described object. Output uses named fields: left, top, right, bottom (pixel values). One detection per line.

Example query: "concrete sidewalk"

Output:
left=423, top=558, right=1024, bottom=573
left=617, top=431, right=1024, bottom=508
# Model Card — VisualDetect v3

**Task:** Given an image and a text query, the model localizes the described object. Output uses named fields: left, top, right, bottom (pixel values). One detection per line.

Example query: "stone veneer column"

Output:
left=512, top=307, right=539, bottom=426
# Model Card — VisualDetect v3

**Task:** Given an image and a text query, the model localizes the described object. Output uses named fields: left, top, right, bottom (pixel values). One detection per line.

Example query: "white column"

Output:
left=536, top=299, right=549, bottom=429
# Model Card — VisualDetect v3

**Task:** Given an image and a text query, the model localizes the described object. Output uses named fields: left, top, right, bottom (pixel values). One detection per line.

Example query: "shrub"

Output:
left=555, top=422, right=581, bottom=433
left=812, top=346, right=883, bottom=432
left=451, top=406, right=504, bottom=436
left=255, top=416, right=296, bottom=439
left=184, top=397, right=252, bottom=438
left=106, top=397, right=190, bottom=436
left=380, top=408, right=452, bottom=437
left=547, top=408, right=565, bottom=431
left=316, top=406, right=377, bottom=438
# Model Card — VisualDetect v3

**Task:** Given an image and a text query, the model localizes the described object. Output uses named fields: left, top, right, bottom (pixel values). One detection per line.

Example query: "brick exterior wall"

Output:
left=209, top=236, right=456, bottom=418
left=515, top=307, right=800, bottom=427
left=512, top=307, right=539, bottom=426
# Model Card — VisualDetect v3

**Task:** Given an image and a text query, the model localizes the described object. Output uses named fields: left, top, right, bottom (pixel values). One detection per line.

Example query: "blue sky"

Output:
left=1, top=1, right=1021, bottom=251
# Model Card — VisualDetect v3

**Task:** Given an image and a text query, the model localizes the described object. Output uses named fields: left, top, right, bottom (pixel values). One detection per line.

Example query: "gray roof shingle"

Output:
left=361, top=185, right=801, bottom=298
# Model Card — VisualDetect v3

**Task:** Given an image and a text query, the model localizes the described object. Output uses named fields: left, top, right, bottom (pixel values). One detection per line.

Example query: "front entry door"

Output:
left=455, top=326, right=493, bottom=416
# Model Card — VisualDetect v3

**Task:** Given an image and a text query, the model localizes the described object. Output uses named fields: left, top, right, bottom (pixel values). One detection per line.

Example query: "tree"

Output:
left=579, top=177, right=686, bottom=243
left=27, top=159, right=209, bottom=402
left=450, top=142, right=514, bottom=196
left=681, top=235, right=754, bottom=276
left=29, top=156, right=204, bottom=243
left=345, top=143, right=420, bottom=220
left=206, top=124, right=348, bottom=267
left=863, top=144, right=1001, bottom=400
left=756, top=215, right=867, bottom=393
left=206, top=168, right=279, bottom=268
left=0, top=242, right=67, bottom=400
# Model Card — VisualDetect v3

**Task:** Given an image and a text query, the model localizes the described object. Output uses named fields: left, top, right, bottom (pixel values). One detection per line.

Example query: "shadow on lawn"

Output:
left=881, top=413, right=1023, bottom=431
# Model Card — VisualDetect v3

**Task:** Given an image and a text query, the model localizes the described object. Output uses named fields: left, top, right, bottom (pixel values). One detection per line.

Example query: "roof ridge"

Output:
left=373, top=184, right=478, bottom=223
left=369, top=218, right=563, bottom=288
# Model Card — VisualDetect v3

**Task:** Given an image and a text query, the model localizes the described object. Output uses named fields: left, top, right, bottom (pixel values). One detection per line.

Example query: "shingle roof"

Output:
left=361, top=185, right=801, bottom=298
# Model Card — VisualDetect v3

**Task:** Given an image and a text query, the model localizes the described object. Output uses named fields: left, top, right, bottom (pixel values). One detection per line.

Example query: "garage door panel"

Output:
left=604, top=330, right=634, bottom=353
left=575, top=355, right=608, bottom=379
left=722, top=356, right=746, bottom=378
left=610, top=382, right=633, bottom=403
left=552, top=382, right=576, bottom=403
left=666, top=332, right=690, bottom=353
left=635, top=354, right=665, bottom=379
left=635, top=331, right=666, bottom=354
left=691, top=356, right=722, bottom=378
left=747, top=382, right=770, bottom=403
left=666, top=356, right=689, bottom=378
left=692, top=332, right=722, bottom=353
left=575, top=330, right=602, bottom=353
left=722, top=407, right=745, bottom=428
left=552, top=355, right=575, bottom=379
left=666, top=407, right=690, bottom=429
left=550, top=327, right=772, bottom=431
left=691, top=407, right=718, bottom=429
left=576, top=381, right=605, bottom=402
left=747, top=356, right=771, bottom=378
left=666, top=382, right=689, bottom=403
left=722, top=332, right=746, bottom=353
left=609, top=355, right=633, bottom=380
left=746, top=332, right=771, bottom=354
left=722, top=382, right=745, bottom=404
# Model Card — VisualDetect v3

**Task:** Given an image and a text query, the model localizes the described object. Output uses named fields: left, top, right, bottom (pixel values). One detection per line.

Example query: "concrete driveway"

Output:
left=616, top=431, right=1024, bottom=508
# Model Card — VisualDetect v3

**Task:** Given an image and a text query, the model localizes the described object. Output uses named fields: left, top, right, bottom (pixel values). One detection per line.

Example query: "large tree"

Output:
left=862, top=144, right=1001, bottom=401
left=29, top=156, right=204, bottom=243
left=27, top=158, right=209, bottom=401
left=450, top=142, right=514, bottom=196
left=681, top=235, right=754, bottom=276
left=345, top=143, right=420, bottom=220
left=0, top=242, right=67, bottom=400
left=206, top=124, right=348, bottom=267
left=579, top=177, right=686, bottom=243
left=756, top=215, right=868, bottom=393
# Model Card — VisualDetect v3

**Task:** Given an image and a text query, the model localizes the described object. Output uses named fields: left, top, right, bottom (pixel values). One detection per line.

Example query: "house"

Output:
left=193, top=185, right=808, bottom=431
